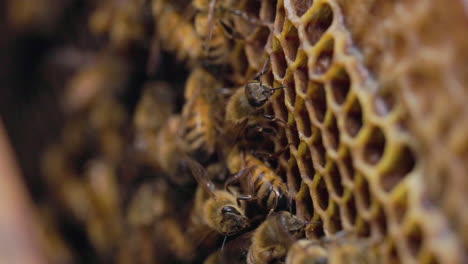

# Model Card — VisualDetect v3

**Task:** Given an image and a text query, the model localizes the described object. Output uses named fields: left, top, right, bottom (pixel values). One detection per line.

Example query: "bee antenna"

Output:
left=221, top=234, right=228, bottom=251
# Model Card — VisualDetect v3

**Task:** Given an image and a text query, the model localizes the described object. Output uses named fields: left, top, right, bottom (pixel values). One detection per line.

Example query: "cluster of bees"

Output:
left=32, top=0, right=383, bottom=263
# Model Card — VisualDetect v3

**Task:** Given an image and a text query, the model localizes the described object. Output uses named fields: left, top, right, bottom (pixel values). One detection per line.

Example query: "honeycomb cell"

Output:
left=362, top=126, right=386, bottom=165
left=405, top=223, right=424, bottom=258
left=392, top=190, right=408, bottom=224
left=344, top=96, right=364, bottom=138
left=355, top=217, right=371, bottom=237
left=310, top=132, right=326, bottom=168
left=374, top=83, right=396, bottom=117
left=313, top=175, right=329, bottom=210
left=326, top=161, right=344, bottom=198
left=355, top=175, right=372, bottom=212
left=287, top=155, right=302, bottom=192
left=296, top=182, right=314, bottom=220
left=329, top=65, right=351, bottom=105
left=305, top=81, right=327, bottom=123
left=304, top=2, right=333, bottom=46
left=290, top=0, right=313, bottom=17
left=380, top=145, right=416, bottom=193
left=306, top=216, right=325, bottom=239
left=286, top=119, right=301, bottom=147
left=338, top=148, right=355, bottom=183
left=272, top=89, right=288, bottom=121
left=298, top=142, right=315, bottom=181
left=282, top=21, right=300, bottom=61
left=294, top=53, right=309, bottom=96
left=260, top=0, right=278, bottom=23
left=295, top=99, right=313, bottom=138
left=283, top=72, right=296, bottom=106
left=271, top=37, right=288, bottom=78
left=274, top=4, right=286, bottom=34
left=312, top=36, right=334, bottom=75
left=328, top=203, right=343, bottom=234
left=324, top=114, right=339, bottom=150
left=343, top=194, right=357, bottom=225
left=374, top=206, right=389, bottom=236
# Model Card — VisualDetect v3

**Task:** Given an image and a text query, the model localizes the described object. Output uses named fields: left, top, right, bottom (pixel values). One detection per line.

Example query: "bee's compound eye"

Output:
left=221, top=206, right=240, bottom=215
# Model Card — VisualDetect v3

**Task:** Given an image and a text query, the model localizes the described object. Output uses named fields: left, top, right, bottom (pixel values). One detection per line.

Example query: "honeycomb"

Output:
left=2, top=0, right=468, bottom=263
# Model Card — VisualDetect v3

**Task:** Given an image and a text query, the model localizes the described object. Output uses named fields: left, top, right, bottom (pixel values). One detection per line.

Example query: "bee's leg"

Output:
left=237, top=194, right=254, bottom=201
left=224, top=167, right=250, bottom=191
left=254, top=57, right=270, bottom=81
left=227, top=8, right=271, bottom=28
left=263, top=114, right=287, bottom=127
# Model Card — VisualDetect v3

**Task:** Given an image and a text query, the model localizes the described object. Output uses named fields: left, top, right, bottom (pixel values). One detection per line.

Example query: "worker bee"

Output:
left=184, top=155, right=249, bottom=235
left=179, top=68, right=221, bottom=162
left=225, top=148, right=290, bottom=213
left=223, top=58, right=285, bottom=152
left=193, top=0, right=267, bottom=64
left=247, top=211, right=306, bottom=264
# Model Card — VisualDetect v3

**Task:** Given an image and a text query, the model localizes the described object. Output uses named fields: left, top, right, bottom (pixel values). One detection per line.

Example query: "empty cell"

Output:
left=283, top=22, right=300, bottom=61
left=306, top=81, right=327, bottom=123
left=374, top=206, right=388, bottom=236
left=374, top=84, right=396, bottom=117
left=274, top=5, right=286, bottom=34
left=313, top=37, right=334, bottom=75
left=356, top=218, right=371, bottom=237
left=296, top=182, right=314, bottom=220
left=388, top=242, right=401, bottom=264
left=344, top=194, right=357, bottom=225
left=380, top=145, right=416, bottom=193
left=296, top=101, right=312, bottom=137
left=261, top=0, right=278, bottom=23
left=273, top=89, right=288, bottom=121
left=314, top=176, right=329, bottom=210
left=328, top=161, right=344, bottom=197
left=311, top=133, right=326, bottom=167
left=339, top=148, right=355, bottom=182
left=329, top=65, right=351, bottom=105
left=284, top=74, right=296, bottom=105
left=271, top=43, right=288, bottom=78
left=286, top=120, right=300, bottom=147
left=304, top=3, right=333, bottom=45
left=356, top=175, right=371, bottom=210
left=324, top=114, right=339, bottom=150
left=291, top=0, right=314, bottom=17
left=295, top=62, right=309, bottom=96
left=362, top=126, right=386, bottom=165
left=306, top=217, right=325, bottom=239
left=288, top=156, right=302, bottom=191
left=328, top=204, right=343, bottom=234
left=344, top=97, right=363, bottom=137
left=406, top=224, right=424, bottom=258
left=299, top=144, right=315, bottom=181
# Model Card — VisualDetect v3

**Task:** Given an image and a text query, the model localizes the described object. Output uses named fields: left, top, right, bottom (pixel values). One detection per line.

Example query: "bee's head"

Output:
left=245, top=81, right=273, bottom=107
left=220, top=205, right=249, bottom=234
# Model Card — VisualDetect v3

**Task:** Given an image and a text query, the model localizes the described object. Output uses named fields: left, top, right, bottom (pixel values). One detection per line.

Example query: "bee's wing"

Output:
left=183, top=155, right=216, bottom=198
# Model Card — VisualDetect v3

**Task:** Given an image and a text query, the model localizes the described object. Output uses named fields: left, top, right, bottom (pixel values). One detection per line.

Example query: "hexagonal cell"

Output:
left=291, top=0, right=314, bottom=17
left=344, top=97, right=364, bottom=138
left=374, top=82, right=396, bottom=117
left=296, top=182, right=315, bottom=220
left=274, top=4, right=286, bottom=34
left=355, top=175, right=372, bottom=212
left=282, top=21, right=300, bottom=61
left=298, top=142, right=315, bottom=181
left=326, top=161, right=344, bottom=198
left=306, top=216, right=325, bottom=239
left=304, top=2, right=333, bottom=45
left=329, top=65, right=351, bottom=105
left=355, top=217, right=371, bottom=237
left=286, top=119, right=300, bottom=147
left=374, top=206, right=388, bottom=237
left=312, top=36, right=334, bottom=75
left=387, top=241, right=402, bottom=264
left=338, top=148, right=355, bottom=183
left=245, top=26, right=271, bottom=68
left=305, top=81, right=327, bottom=123
left=380, top=145, right=416, bottom=193
left=272, top=88, right=288, bottom=121
left=295, top=99, right=313, bottom=138
left=283, top=72, right=296, bottom=106
left=324, top=114, right=339, bottom=151
left=287, top=155, right=302, bottom=192
left=271, top=37, right=288, bottom=78
left=310, top=132, right=326, bottom=168
left=313, top=175, right=330, bottom=211
left=405, top=223, right=424, bottom=258
left=327, top=203, right=343, bottom=234
left=260, top=0, right=278, bottom=23
left=362, top=126, right=386, bottom=165
left=343, top=194, right=357, bottom=226
left=295, top=55, right=309, bottom=95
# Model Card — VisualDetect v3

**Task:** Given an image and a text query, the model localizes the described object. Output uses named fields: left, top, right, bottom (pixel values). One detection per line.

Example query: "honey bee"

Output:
left=223, top=58, right=285, bottom=152
left=179, top=68, right=221, bottom=162
left=184, top=155, right=249, bottom=235
left=247, top=211, right=306, bottom=264
left=193, top=0, right=267, bottom=64
left=226, top=148, right=290, bottom=212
